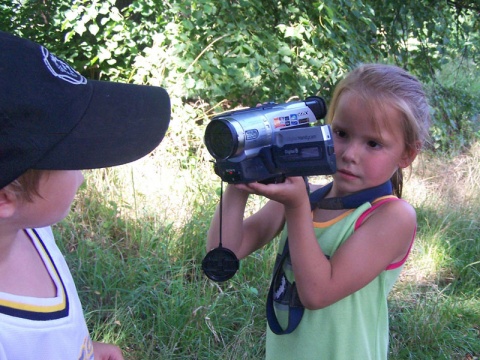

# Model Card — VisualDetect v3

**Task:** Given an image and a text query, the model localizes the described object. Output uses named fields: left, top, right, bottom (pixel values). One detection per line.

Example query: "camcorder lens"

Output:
left=205, top=120, right=238, bottom=159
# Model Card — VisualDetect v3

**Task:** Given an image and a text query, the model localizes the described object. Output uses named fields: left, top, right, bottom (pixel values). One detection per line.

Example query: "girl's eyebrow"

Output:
left=330, top=119, right=345, bottom=128
left=331, top=121, right=351, bottom=133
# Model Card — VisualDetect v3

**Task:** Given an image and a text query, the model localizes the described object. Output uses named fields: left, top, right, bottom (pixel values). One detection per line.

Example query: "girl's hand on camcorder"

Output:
left=234, top=176, right=308, bottom=210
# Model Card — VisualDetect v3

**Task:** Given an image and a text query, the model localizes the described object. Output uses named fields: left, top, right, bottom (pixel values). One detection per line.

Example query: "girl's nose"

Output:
left=341, top=142, right=359, bottom=163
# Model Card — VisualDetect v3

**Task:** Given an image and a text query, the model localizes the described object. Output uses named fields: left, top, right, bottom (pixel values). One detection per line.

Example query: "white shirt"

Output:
left=0, top=227, right=93, bottom=360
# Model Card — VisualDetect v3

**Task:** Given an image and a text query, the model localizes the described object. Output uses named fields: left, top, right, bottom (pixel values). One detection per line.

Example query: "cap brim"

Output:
left=35, top=80, right=171, bottom=170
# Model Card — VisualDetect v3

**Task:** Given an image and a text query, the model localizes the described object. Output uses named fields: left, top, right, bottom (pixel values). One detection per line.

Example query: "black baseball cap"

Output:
left=0, top=31, right=171, bottom=189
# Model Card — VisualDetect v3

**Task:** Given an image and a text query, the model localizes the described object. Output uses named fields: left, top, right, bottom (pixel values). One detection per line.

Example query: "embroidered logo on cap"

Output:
left=41, top=47, right=87, bottom=85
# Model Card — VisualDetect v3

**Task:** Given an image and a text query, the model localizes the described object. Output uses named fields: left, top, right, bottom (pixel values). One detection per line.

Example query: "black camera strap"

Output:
left=267, top=180, right=393, bottom=335
left=202, top=181, right=240, bottom=282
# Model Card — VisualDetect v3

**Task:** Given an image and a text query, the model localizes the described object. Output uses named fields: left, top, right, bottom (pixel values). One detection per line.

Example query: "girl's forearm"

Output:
left=207, top=184, right=249, bottom=255
left=284, top=202, right=333, bottom=309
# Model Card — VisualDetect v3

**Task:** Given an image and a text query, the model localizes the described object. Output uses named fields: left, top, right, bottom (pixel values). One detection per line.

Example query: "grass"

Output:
left=54, top=144, right=272, bottom=359
left=54, top=61, right=480, bottom=358
left=388, top=145, right=480, bottom=359
left=53, top=137, right=480, bottom=359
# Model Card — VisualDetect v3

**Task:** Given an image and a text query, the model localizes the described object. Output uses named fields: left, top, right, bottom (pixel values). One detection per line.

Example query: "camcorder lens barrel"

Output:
left=205, top=120, right=238, bottom=160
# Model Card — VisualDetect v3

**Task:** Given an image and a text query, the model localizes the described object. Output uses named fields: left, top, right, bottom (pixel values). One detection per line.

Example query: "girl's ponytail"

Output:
left=390, top=169, right=403, bottom=198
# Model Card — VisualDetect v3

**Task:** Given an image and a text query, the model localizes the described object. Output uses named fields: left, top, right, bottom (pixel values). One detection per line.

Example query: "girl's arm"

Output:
left=244, top=176, right=416, bottom=309
left=207, top=184, right=285, bottom=260
left=287, top=197, right=415, bottom=309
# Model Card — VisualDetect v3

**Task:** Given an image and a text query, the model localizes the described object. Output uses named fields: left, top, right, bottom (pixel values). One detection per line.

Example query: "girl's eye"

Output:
left=367, top=140, right=381, bottom=148
left=335, top=129, right=347, bottom=138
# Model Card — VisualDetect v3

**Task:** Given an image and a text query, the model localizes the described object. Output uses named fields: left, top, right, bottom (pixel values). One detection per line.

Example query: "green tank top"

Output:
left=266, top=199, right=406, bottom=360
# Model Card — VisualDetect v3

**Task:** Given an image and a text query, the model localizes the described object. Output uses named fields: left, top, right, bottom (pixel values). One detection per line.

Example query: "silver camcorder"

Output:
left=204, top=96, right=337, bottom=184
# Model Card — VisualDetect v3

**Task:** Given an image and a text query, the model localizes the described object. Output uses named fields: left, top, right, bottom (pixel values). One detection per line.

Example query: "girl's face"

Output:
left=15, top=170, right=84, bottom=229
left=330, top=91, right=415, bottom=197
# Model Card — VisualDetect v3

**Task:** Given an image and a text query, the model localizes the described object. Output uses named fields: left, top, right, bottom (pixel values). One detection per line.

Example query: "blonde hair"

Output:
left=3, top=169, right=47, bottom=202
left=326, top=64, right=431, bottom=197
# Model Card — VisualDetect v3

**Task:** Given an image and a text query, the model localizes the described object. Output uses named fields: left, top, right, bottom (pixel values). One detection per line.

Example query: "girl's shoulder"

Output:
left=358, top=196, right=416, bottom=230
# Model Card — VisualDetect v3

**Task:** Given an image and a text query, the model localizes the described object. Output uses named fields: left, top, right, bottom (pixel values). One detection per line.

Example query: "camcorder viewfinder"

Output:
left=204, top=96, right=337, bottom=184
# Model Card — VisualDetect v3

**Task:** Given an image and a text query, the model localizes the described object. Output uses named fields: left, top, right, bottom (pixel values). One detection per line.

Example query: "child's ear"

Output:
left=0, top=188, right=18, bottom=219
left=399, top=142, right=420, bottom=169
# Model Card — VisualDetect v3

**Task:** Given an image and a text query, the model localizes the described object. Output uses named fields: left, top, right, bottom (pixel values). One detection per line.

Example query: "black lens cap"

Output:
left=202, top=247, right=239, bottom=282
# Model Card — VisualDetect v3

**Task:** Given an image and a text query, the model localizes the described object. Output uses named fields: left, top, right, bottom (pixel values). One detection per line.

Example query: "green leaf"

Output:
left=89, top=23, right=99, bottom=36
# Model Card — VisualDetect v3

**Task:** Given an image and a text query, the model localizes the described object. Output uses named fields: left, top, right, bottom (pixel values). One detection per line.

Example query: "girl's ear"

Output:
left=399, top=141, right=420, bottom=169
left=0, top=188, right=18, bottom=219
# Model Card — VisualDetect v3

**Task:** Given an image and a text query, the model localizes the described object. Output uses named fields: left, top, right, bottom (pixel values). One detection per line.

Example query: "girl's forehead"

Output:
left=333, top=91, right=404, bottom=137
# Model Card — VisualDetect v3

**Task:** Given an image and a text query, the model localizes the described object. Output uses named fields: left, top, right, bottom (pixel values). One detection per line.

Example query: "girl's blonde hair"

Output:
left=326, top=64, right=431, bottom=197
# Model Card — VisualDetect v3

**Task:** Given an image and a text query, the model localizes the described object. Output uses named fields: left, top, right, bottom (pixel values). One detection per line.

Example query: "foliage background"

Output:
left=2, top=0, right=479, bottom=150
left=1, top=0, right=479, bottom=359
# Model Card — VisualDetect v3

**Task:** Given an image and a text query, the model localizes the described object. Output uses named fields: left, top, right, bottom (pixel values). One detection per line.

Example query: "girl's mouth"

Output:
left=337, top=169, right=359, bottom=179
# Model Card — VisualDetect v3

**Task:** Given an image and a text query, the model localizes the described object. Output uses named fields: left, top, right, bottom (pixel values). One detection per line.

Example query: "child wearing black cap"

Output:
left=0, top=31, right=171, bottom=359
